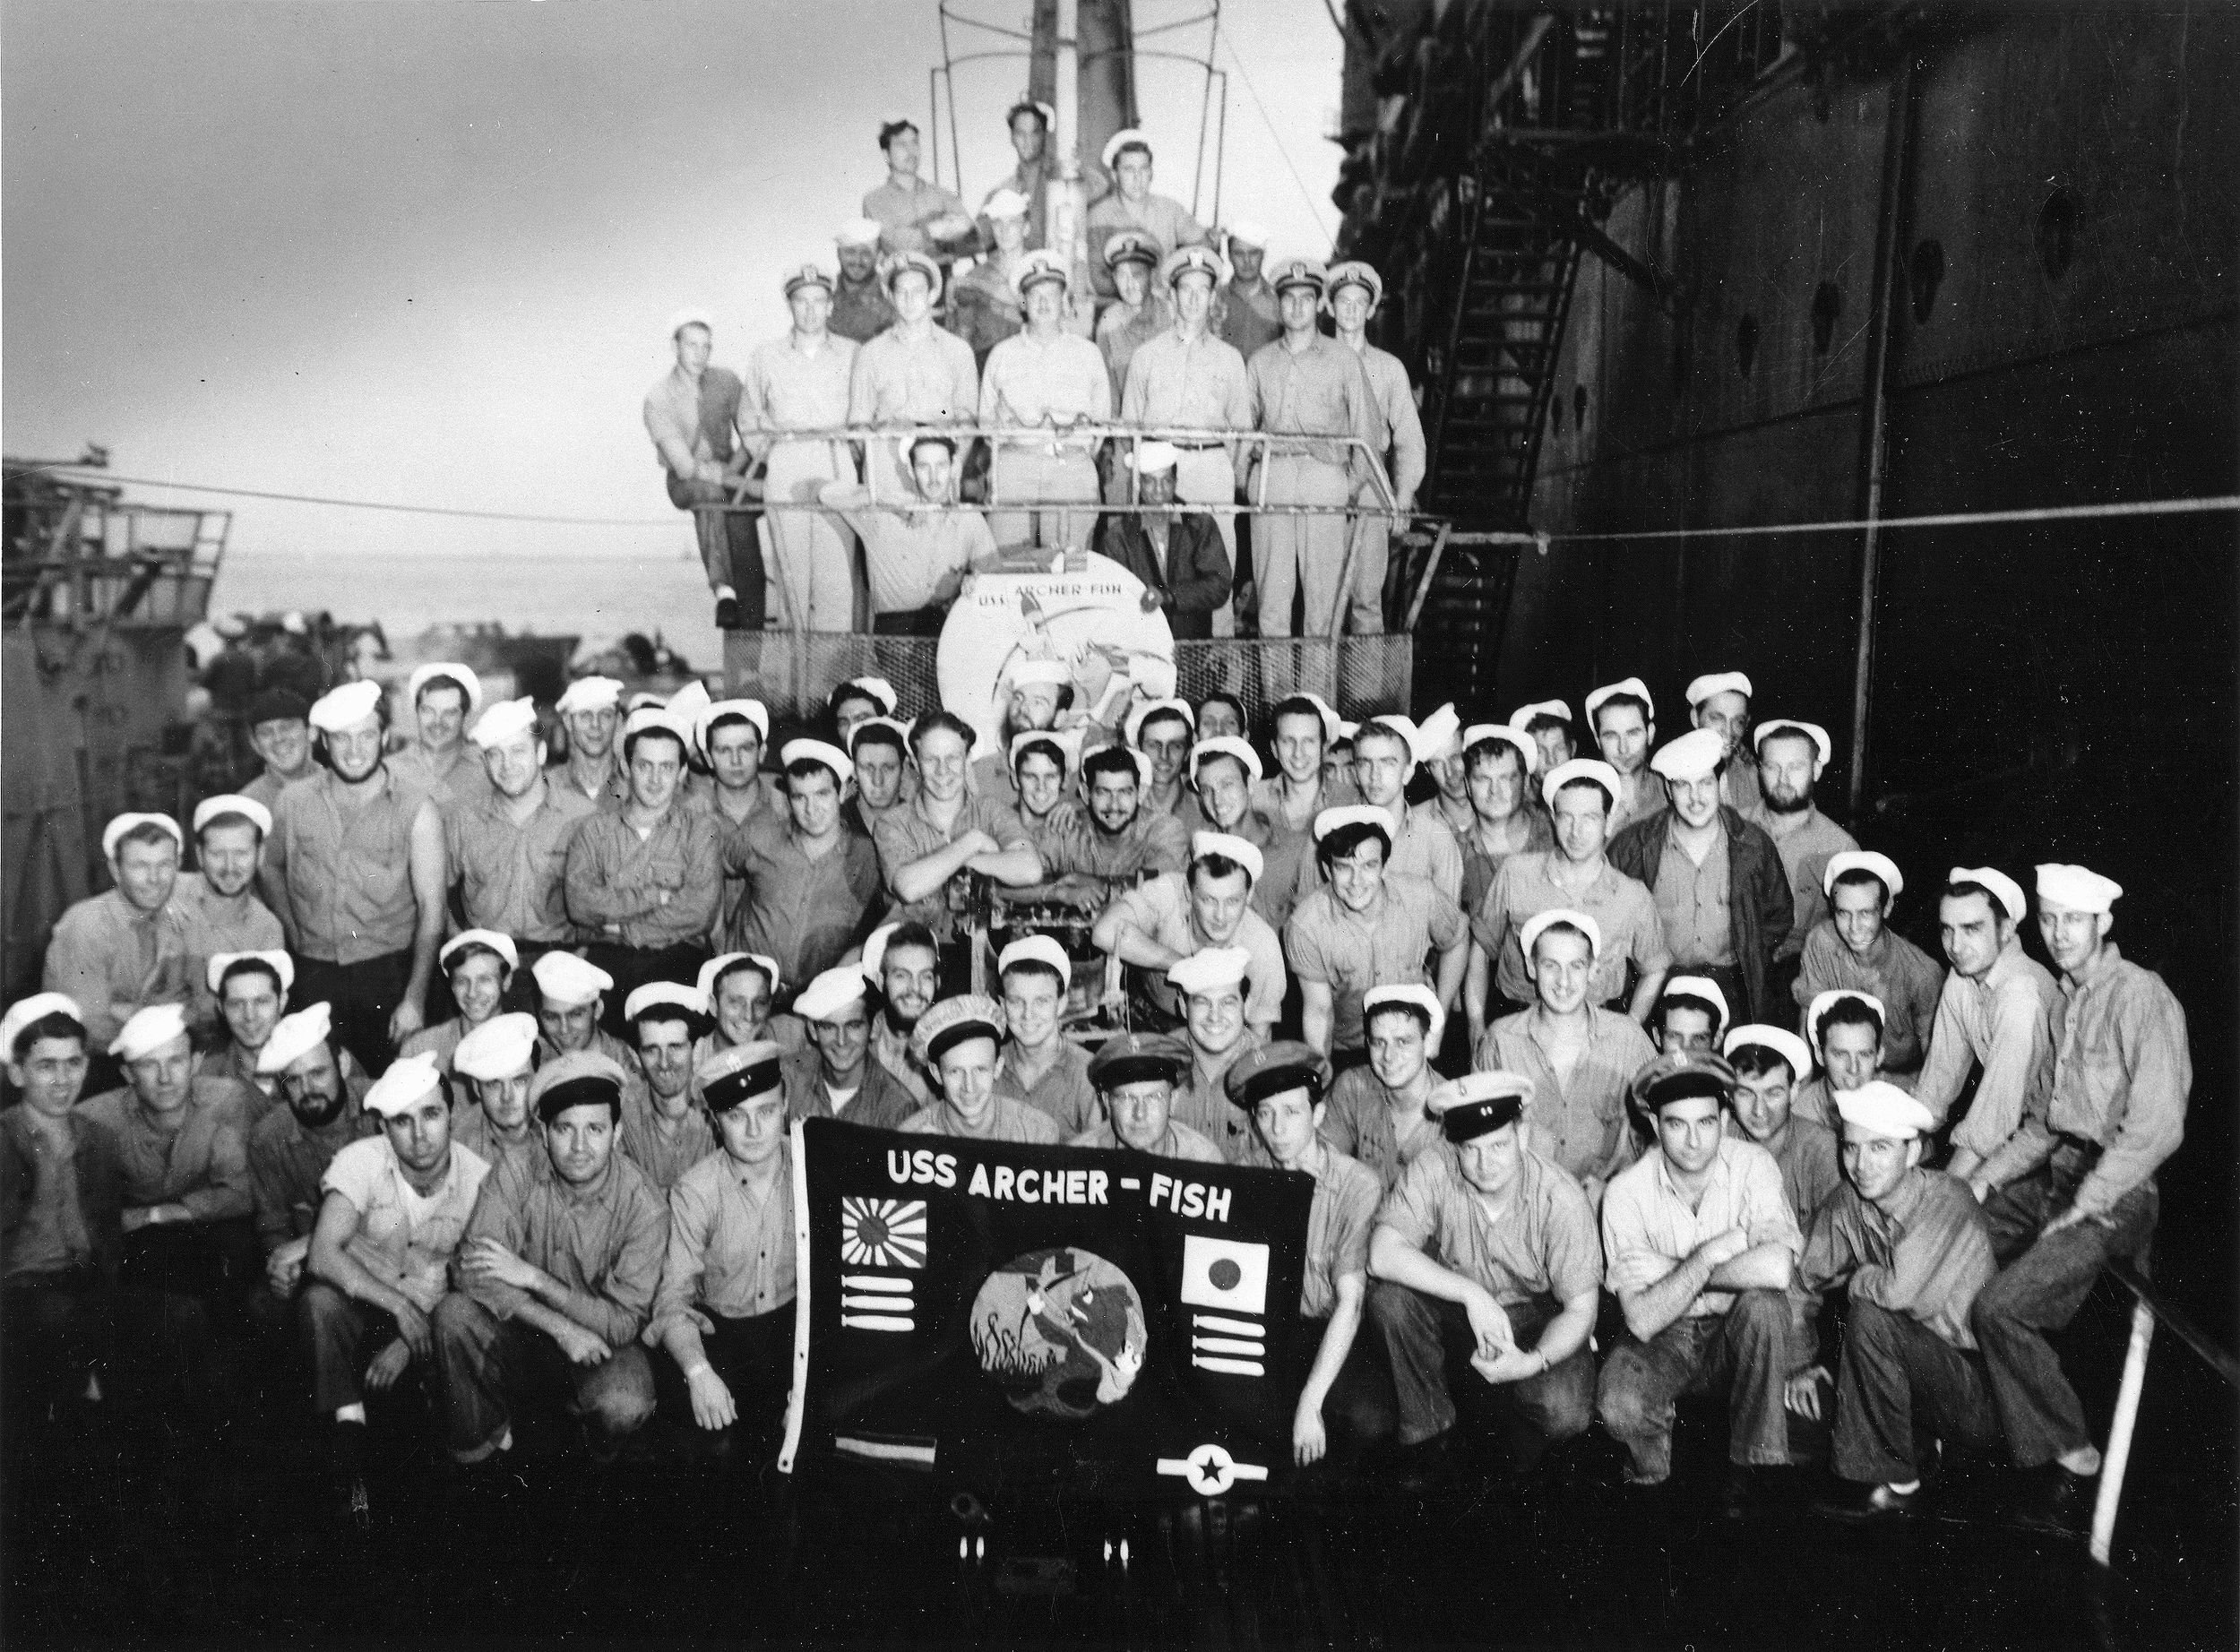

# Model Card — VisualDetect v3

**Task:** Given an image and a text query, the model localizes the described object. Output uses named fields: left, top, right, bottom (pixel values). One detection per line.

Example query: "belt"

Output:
left=1169, top=440, right=1229, bottom=452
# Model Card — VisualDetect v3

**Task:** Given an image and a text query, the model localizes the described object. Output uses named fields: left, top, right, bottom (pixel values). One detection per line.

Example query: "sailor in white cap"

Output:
left=246, top=997, right=378, bottom=1317
left=831, top=216, right=898, bottom=343
left=1684, top=670, right=1759, bottom=814
left=989, top=936, right=1099, bottom=1138
left=1213, top=219, right=1281, bottom=358
left=392, top=663, right=493, bottom=810
left=1467, top=756, right=1669, bottom=1039
left=1288, top=805, right=1468, bottom=1063
left=1510, top=700, right=1577, bottom=776
left=980, top=248, right=1110, bottom=552
left=561, top=705, right=722, bottom=1037
left=1966, top=865, right=2191, bottom=1535
left=448, top=1012, right=542, bottom=1176
left=1722, top=1020, right=1843, bottom=1392
left=846, top=716, right=914, bottom=842
left=547, top=676, right=630, bottom=813
left=436, top=1050, right=665, bottom=1467
left=1606, top=728, right=1794, bottom=1030
left=1740, top=718, right=1857, bottom=994
left=1597, top=1050, right=1801, bottom=1509
left=1366, top=1070, right=1601, bottom=1477
left=1796, top=989, right=1895, bottom=1128
left=1002, top=725, right=1087, bottom=862
left=643, top=309, right=758, bottom=632
left=1475, top=908, right=1656, bottom=1206
left=1086, top=127, right=1208, bottom=300
left=199, top=951, right=296, bottom=1103
left=1254, top=693, right=1362, bottom=839
left=830, top=675, right=901, bottom=744
left=525, top=952, right=642, bottom=1099
left=1794, top=849, right=1945, bottom=1077
left=720, top=739, right=883, bottom=992
left=392, top=929, right=518, bottom=1083
left=1802, top=1080, right=2001, bottom=1522
left=648, top=1037, right=796, bottom=1446
left=1314, top=983, right=1443, bottom=1194
left=1349, top=714, right=1465, bottom=902
left=1177, top=740, right=1316, bottom=933
left=694, top=951, right=802, bottom=1071
left=871, top=713, right=1048, bottom=941
left=616, top=983, right=715, bottom=1193
left=1105, top=437, right=1236, bottom=639
left=1914, top=866, right=2062, bottom=1192
left=1324, top=261, right=1424, bottom=634
left=1150, top=946, right=1254, bottom=1157
left=1411, top=706, right=1477, bottom=840
left=1655, top=974, right=1730, bottom=1054
left=1093, top=822, right=1289, bottom=1041
left=298, top=1041, right=490, bottom=1501
left=976, top=658, right=1086, bottom=817
left=1126, top=697, right=1199, bottom=819
left=744, top=249, right=862, bottom=634
left=780, top=965, right=920, bottom=1131
left=817, top=436, right=999, bottom=635
left=952, top=188, right=1030, bottom=367
left=844, top=224, right=978, bottom=500
left=688, top=698, right=783, bottom=892
left=862, top=114, right=974, bottom=261
left=267, top=679, right=449, bottom=1069
left=899, top=995, right=1061, bottom=1143
left=177, top=795, right=283, bottom=1034
left=1583, top=677, right=1662, bottom=835
left=1452, top=724, right=1553, bottom=924
left=448, top=699, right=594, bottom=976
left=41, top=810, right=191, bottom=1061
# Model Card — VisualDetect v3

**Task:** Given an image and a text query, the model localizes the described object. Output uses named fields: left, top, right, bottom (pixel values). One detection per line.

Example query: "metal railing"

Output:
left=2091, top=1260, right=2239, bottom=1568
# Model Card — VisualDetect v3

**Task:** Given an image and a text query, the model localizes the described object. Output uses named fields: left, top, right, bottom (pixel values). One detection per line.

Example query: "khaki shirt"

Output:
left=722, top=819, right=884, bottom=985
left=42, top=889, right=194, bottom=1052
left=780, top=1048, right=921, bottom=1132
left=648, top=1143, right=795, bottom=1339
left=1600, top=1137, right=1800, bottom=1319
left=1911, top=937, right=2061, bottom=1159
left=619, top=1087, right=718, bottom=1195
left=1654, top=822, right=1736, bottom=968
left=457, top=1150, right=670, bottom=1347
left=1800, top=1167, right=1995, bottom=1349
left=1475, top=851, right=1669, bottom=1009
left=267, top=765, right=434, bottom=964
left=1120, top=326, right=1253, bottom=436
left=1377, top=1145, right=1601, bottom=1309
left=1742, top=804, right=1858, bottom=959
left=1067, top=1118, right=1227, bottom=1166
left=323, top=1135, right=491, bottom=1314
left=1316, top=1066, right=1442, bottom=1194
left=995, top=1043, right=1101, bottom=1139
left=1283, top=873, right=1466, bottom=1053
left=249, top=1097, right=377, bottom=1252
left=870, top=791, right=1035, bottom=934
left=900, top=1096, right=1063, bottom=1144
left=1111, top=872, right=1287, bottom=1029
left=563, top=806, right=724, bottom=951
left=176, top=873, right=284, bottom=1031
left=445, top=781, right=596, bottom=944
left=1475, top=1006, right=1657, bottom=1187
left=77, top=1080, right=254, bottom=1221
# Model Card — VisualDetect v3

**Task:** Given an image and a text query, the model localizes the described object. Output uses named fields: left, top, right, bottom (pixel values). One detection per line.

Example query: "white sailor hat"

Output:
left=1753, top=718, right=1831, bottom=773
left=1324, top=260, right=1383, bottom=309
left=1010, top=727, right=1084, bottom=774
left=2036, top=863, right=2123, bottom=915
left=984, top=186, right=1032, bottom=221
left=439, top=929, right=519, bottom=973
left=469, top=697, right=540, bottom=750
left=1226, top=218, right=1271, bottom=252
left=1461, top=723, right=1535, bottom=770
left=1412, top=703, right=1462, bottom=761
left=280, top=610, right=308, bottom=636
left=191, top=795, right=271, bottom=839
left=1540, top=756, right=1622, bottom=813
left=883, top=250, right=943, bottom=294
left=1650, top=729, right=1726, bottom=781
left=1684, top=671, right=1753, bottom=707
left=1270, top=258, right=1328, bottom=297
left=1947, top=865, right=2028, bottom=925
left=911, top=994, right=1006, bottom=1067
left=1011, top=247, right=1071, bottom=298
left=836, top=216, right=884, bottom=249
left=1511, top=699, right=1573, bottom=731
left=794, top=965, right=868, bottom=1024
left=1167, top=945, right=1252, bottom=997
left=624, top=980, right=710, bottom=1022
left=698, top=1039, right=787, bottom=1111
left=408, top=662, right=483, bottom=714
left=839, top=676, right=900, bottom=715
left=784, top=262, right=836, bottom=298
left=202, top=948, right=292, bottom=1001
left=555, top=676, right=625, bottom=716
left=1, top=993, right=85, bottom=1057
left=858, top=924, right=901, bottom=984
left=108, top=1003, right=189, bottom=1063
left=1100, top=127, right=1152, bottom=170
left=698, top=698, right=770, bottom=752
left=662, top=307, right=715, bottom=340
left=363, top=1052, right=444, bottom=1118
left=1159, top=245, right=1229, bottom=289
left=780, top=738, right=854, bottom=783
left=1364, top=982, right=1443, bottom=1038
left=1126, top=696, right=1196, bottom=747
left=663, top=679, right=712, bottom=746
left=1190, top=830, right=1264, bottom=886
left=622, top=705, right=693, bottom=753
left=453, top=1012, right=538, bottom=1082
left=1428, top=1071, right=1532, bottom=1141
left=308, top=679, right=384, bottom=732
left=1004, top=658, right=1075, bottom=693
left=1102, top=229, right=1162, bottom=271
left=1287, top=691, right=1342, bottom=744
left=1085, top=744, right=1155, bottom=793
left=1130, top=440, right=1182, bottom=474
left=1005, top=96, right=1058, bottom=131
left=1337, top=720, right=1361, bottom=744
left=530, top=951, right=613, bottom=1007
left=530, top=1050, right=630, bottom=1123
left=1661, top=975, right=1730, bottom=1028
left=255, top=1002, right=333, bottom=1074
left=1807, top=989, right=1887, bottom=1050
left=1824, top=850, right=1903, bottom=900
left=1519, top=907, right=1602, bottom=960
left=996, top=934, right=1072, bottom=989
left=1312, top=803, right=1393, bottom=844
left=849, top=717, right=909, bottom=759
left=1724, top=1023, right=1814, bottom=1081
left=627, top=691, right=669, bottom=715
left=698, top=951, right=780, bottom=1001
left=1190, top=736, right=1262, bottom=786
left=1362, top=713, right=1418, bottom=764
left=1584, top=676, right=1655, bottom=727
left=1833, top=1080, right=1936, bottom=1141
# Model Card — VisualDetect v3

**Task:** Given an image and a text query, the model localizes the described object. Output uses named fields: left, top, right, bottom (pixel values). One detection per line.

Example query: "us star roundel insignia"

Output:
left=840, top=1197, right=928, bottom=1269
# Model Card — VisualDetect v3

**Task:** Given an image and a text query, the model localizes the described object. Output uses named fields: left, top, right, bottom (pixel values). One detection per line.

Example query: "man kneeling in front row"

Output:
left=1368, top=1071, right=1599, bottom=1482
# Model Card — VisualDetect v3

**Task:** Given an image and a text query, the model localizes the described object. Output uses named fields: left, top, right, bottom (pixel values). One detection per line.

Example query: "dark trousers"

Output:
left=668, top=474, right=765, bottom=621
left=2, top=1269, right=113, bottom=1415
left=293, top=951, right=412, bottom=1077
left=430, top=1292, right=656, bottom=1462
left=872, top=607, right=946, bottom=637
left=651, top=1305, right=796, bottom=1450
left=1597, top=1287, right=1791, bottom=1481
left=1831, top=1300, right=2000, bottom=1484
left=298, top=1280, right=409, bottom=1417
left=1281, top=1312, right=1398, bottom=1460
left=1972, top=1153, right=2156, bottom=1467
left=583, top=942, right=709, bottom=1038
left=1371, top=1286, right=1593, bottom=1467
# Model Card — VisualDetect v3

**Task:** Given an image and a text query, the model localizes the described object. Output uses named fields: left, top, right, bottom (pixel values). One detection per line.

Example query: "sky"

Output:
left=3, top=0, right=1347, bottom=598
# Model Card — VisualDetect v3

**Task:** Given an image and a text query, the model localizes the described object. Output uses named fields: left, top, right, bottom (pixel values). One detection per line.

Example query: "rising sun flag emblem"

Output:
left=840, top=1198, right=929, bottom=1270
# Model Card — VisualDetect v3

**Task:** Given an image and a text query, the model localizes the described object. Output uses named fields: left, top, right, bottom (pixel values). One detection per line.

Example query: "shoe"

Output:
left=331, top=1424, right=372, bottom=1533
left=1393, top=1430, right=1454, bottom=1496
left=1813, top=1478, right=1925, bottom=1521
left=714, top=594, right=741, bottom=632
left=2010, top=1465, right=2095, bottom=1536
left=1720, top=1465, right=1767, bottom=1520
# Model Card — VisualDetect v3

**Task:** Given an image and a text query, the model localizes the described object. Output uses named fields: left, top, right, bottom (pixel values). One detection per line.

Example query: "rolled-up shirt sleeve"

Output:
left=1948, top=977, right=2052, bottom=1158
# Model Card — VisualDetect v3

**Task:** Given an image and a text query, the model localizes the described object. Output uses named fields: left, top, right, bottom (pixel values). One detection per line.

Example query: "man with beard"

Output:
left=642, top=313, right=757, bottom=632
left=1051, top=745, right=1188, bottom=889
left=1582, top=679, right=1663, bottom=838
left=392, top=664, right=495, bottom=812
left=1740, top=719, right=1857, bottom=1000
left=249, top=1006, right=378, bottom=1323
left=863, top=922, right=942, bottom=1109
left=1793, top=852, right=1944, bottom=1077
left=722, top=739, right=883, bottom=985
left=450, top=1013, right=545, bottom=1179
left=265, top=680, right=448, bottom=1073
left=178, top=796, right=284, bottom=1036
left=970, top=659, right=1084, bottom=811
left=744, top=262, right=860, bottom=632
left=1315, top=985, right=1445, bottom=1194
left=1684, top=671, right=1762, bottom=817
left=900, top=997, right=1061, bottom=1144
left=445, top=698, right=593, bottom=974
left=44, top=812, right=193, bottom=1059
left=619, top=984, right=716, bottom=1194
left=1075, top=1032, right=1223, bottom=1161
left=1123, top=247, right=1254, bottom=579
left=1094, top=830, right=1287, bottom=1040
left=1214, top=221, right=1281, bottom=360
left=1165, top=948, right=1259, bottom=1160
left=400, top=931, right=518, bottom=1076
left=991, top=937, right=1099, bottom=1139
left=239, top=687, right=317, bottom=814
left=564, top=706, right=721, bottom=1032
left=828, top=219, right=897, bottom=346
left=548, top=676, right=631, bottom=814
left=782, top=966, right=919, bottom=1129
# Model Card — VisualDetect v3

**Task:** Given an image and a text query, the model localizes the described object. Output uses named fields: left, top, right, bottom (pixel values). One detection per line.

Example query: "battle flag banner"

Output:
left=780, top=1120, right=1315, bottom=1494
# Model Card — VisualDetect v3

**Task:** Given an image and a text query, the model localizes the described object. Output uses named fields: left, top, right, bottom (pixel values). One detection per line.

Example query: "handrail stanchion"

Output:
left=2090, top=1297, right=2158, bottom=1567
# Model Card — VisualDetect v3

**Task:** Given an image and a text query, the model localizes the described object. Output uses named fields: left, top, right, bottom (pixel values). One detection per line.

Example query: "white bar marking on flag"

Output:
left=1192, top=1313, right=1263, bottom=1337
left=1191, top=1354, right=1265, bottom=1376
left=841, top=1312, right=915, bottom=1332
left=1192, top=1336, right=1266, bottom=1356
left=840, top=1275, right=915, bottom=1293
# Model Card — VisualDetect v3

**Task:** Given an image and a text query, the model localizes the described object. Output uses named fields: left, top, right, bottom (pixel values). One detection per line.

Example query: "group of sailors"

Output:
left=642, top=104, right=1419, bottom=641
left=6, top=646, right=2192, bottom=1541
